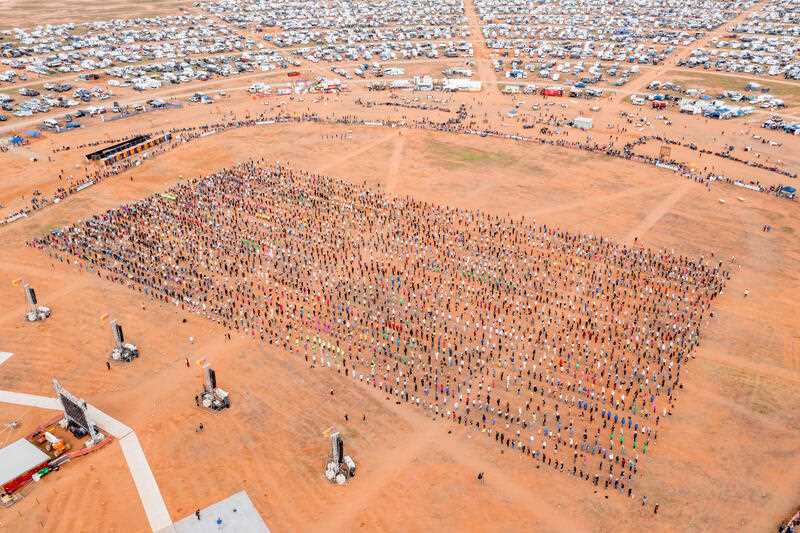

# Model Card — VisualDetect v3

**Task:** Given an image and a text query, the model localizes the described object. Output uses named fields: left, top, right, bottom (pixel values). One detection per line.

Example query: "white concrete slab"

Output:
left=0, top=390, right=60, bottom=410
left=120, top=432, right=173, bottom=532
left=87, top=405, right=133, bottom=439
left=167, top=491, right=270, bottom=533
left=0, top=352, right=12, bottom=365
left=0, top=438, right=50, bottom=486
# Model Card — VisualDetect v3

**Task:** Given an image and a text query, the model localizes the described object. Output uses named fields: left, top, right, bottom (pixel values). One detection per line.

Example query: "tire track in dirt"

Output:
left=533, top=180, right=676, bottom=217
left=623, top=180, right=692, bottom=243
left=384, top=133, right=406, bottom=194
left=317, top=130, right=398, bottom=175
left=702, top=348, right=800, bottom=386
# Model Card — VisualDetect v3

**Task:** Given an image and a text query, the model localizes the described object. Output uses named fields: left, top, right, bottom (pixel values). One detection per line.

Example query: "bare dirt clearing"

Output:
left=0, top=117, right=798, bottom=532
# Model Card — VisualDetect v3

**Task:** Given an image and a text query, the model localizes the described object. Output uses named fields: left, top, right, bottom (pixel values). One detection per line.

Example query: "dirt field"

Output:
left=0, top=105, right=799, bottom=532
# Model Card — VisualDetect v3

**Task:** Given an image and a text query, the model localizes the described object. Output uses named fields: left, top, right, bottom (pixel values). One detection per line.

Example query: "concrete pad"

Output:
left=120, top=432, right=173, bottom=532
left=0, top=390, right=60, bottom=410
left=167, top=491, right=270, bottom=533
left=88, top=405, right=133, bottom=439
left=0, top=352, right=12, bottom=365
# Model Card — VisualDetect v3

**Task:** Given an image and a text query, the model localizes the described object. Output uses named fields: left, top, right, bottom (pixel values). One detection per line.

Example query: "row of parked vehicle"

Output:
left=1, top=15, right=252, bottom=81
left=681, top=0, right=800, bottom=79
left=733, top=0, right=800, bottom=37
left=199, top=0, right=467, bottom=34
left=0, top=82, right=113, bottom=118
left=681, top=37, right=800, bottom=80
left=762, top=116, right=800, bottom=135
left=197, top=0, right=471, bottom=65
left=475, top=0, right=760, bottom=77
left=102, top=50, right=292, bottom=91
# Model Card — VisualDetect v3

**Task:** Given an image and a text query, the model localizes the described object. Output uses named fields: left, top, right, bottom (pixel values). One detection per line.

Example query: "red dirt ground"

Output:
left=0, top=58, right=799, bottom=533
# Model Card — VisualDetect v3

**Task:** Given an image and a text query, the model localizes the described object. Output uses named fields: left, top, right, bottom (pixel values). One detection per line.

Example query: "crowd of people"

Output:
left=354, top=96, right=453, bottom=114
left=628, top=134, right=797, bottom=182
left=3, top=96, right=797, bottom=227
left=780, top=508, right=800, bottom=533
left=51, top=134, right=139, bottom=154
left=32, top=162, right=729, bottom=509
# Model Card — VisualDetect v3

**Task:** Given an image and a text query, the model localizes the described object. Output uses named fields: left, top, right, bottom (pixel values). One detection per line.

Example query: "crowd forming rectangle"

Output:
left=33, top=162, right=728, bottom=497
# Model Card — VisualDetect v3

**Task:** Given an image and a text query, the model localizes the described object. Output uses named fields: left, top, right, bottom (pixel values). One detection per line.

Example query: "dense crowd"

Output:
left=354, top=96, right=452, bottom=114
left=51, top=135, right=139, bottom=154
left=3, top=100, right=796, bottom=226
left=32, top=162, right=729, bottom=507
